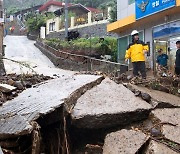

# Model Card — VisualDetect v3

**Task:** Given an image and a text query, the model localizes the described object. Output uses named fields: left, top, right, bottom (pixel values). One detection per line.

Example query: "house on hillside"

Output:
left=39, top=0, right=72, bottom=14
left=45, top=2, right=110, bottom=35
left=13, top=5, right=42, bottom=21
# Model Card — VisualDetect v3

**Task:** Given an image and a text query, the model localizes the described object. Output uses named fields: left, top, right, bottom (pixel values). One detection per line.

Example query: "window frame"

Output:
left=128, top=0, right=135, bottom=5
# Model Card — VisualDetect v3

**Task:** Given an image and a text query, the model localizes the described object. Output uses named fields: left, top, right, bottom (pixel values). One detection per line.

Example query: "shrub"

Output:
left=44, top=37, right=118, bottom=62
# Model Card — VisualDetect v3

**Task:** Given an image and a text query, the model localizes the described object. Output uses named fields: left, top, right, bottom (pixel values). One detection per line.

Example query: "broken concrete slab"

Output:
left=103, top=129, right=149, bottom=154
left=152, top=108, right=180, bottom=126
left=71, top=78, right=152, bottom=129
left=145, top=140, right=179, bottom=154
left=126, top=84, right=180, bottom=108
left=0, top=74, right=103, bottom=139
left=0, top=84, right=16, bottom=93
left=0, top=115, right=33, bottom=139
left=162, top=125, right=180, bottom=144
left=152, top=108, right=180, bottom=144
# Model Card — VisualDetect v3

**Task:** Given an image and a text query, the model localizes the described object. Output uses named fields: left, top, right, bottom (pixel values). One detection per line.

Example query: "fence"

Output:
left=35, top=40, right=128, bottom=74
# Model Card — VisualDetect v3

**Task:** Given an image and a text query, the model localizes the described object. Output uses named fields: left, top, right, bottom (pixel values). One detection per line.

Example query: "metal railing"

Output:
left=36, top=40, right=128, bottom=74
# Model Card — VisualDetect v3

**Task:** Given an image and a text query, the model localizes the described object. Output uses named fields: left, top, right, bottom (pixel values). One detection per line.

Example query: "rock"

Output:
left=152, top=108, right=180, bottom=144
left=85, top=144, right=102, bottom=153
left=71, top=78, right=152, bottom=129
left=172, top=79, right=179, bottom=87
left=157, top=85, right=169, bottom=93
left=0, top=84, right=17, bottom=93
left=150, top=128, right=161, bottom=137
left=127, top=84, right=180, bottom=108
left=24, top=81, right=32, bottom=88
left=103, top=129, right=149, bottom=154
left=14, top=81, right=24, bottom=90
left=12, top=91, right=18, bottom=97
left=145, top=140, right=179, bottom=154
left=7, top=79, right=15, bottom=86
left=141, top=93, right=151, bottom=102
left=127, top=75, right=133, bottom=80
left=134, top=90, right=141, bottom=96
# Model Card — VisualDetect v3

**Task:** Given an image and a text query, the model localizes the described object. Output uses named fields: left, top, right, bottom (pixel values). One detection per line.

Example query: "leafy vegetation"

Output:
left=25, top=12, right=55, bottom=32
left=108, top=0, right=117, bottom=23
left=71, top=0, right=113, bottom=8
left=44, top=37, right=117, bottom=62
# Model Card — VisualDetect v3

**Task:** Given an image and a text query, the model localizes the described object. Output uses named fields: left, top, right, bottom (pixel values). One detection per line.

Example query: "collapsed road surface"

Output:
left=0, top=36, right=180, bottom=153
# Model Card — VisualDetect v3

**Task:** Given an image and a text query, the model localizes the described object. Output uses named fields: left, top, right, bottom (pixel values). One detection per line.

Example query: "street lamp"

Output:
left=62, top=0, right=68, bottom=40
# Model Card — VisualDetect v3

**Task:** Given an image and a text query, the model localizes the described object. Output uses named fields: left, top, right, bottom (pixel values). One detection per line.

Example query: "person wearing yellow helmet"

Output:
left=125, top=30, right=149, bottom=79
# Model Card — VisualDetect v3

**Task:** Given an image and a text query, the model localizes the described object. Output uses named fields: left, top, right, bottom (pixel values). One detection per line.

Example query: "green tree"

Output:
left=99, top=3, right=106, bottom=18
left=108, top=0, right=117, bottom=23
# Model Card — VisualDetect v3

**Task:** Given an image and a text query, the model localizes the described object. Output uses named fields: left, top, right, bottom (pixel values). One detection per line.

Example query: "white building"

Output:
left=108, top=0, right=180, bottom=71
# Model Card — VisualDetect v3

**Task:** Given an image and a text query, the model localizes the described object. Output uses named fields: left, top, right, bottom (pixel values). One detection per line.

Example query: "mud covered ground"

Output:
left=0, top=73, right=52, bottom=105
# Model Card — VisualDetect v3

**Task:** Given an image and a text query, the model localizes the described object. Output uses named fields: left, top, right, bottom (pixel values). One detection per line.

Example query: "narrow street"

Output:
left=3, top=35, right=74, bottom=77
left=0, top=35, right=180, bottom=153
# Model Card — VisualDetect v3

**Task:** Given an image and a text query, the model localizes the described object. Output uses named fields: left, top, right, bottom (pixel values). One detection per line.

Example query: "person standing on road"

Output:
left=156, top=48, right=168, bottom=69
left=125, top=30, right=149, bottom=79
left=175, top=41, right=180, bottom=76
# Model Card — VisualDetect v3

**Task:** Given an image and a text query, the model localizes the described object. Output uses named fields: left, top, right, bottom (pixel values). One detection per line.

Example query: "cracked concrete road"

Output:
left=3, top=35, right=74, bottom=77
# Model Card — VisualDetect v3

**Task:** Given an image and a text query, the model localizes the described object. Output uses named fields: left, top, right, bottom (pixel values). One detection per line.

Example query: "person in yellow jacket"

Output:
left=125, top=30, right=149, bottom=79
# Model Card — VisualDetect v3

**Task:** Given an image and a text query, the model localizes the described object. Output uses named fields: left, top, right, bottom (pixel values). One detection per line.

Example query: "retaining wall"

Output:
left=46, top=22, right=118, bottom=39
left=35, top=40, right=128, bottom=74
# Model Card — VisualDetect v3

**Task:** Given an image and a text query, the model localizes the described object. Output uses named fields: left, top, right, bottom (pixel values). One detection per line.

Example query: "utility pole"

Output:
left=64, top=0, right=68, bottom=40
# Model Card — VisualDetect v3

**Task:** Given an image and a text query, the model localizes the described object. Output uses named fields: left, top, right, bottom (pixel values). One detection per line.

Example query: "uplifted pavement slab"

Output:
left=127, top=84, right=180, bottom=108
left=103, top=129, right=149, bottom=154
left=71, top=78, right=152, bottom=129
left=0, top=74, right=103, bottom=139
left=152, top=108, right=180, bottom=144
left=145, top=140, right=179, bottom=154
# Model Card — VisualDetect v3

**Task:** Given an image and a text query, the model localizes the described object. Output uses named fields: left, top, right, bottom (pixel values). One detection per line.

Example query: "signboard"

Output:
left=136, top=0, right=176, bottom=20
left=153, top=20, right=180, bottom=38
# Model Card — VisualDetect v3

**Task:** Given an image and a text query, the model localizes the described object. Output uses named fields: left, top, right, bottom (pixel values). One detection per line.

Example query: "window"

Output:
left=49, top=22, right=55, bottom=32
left=128, top=0, right=135, bottom=5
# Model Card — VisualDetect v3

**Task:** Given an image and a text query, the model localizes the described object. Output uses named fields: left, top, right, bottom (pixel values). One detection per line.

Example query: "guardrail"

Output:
left=35, top=40, right=128, bottom=74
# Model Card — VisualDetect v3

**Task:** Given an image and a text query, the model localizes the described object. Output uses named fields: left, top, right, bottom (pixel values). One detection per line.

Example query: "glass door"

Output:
left=169, top=35, right=180, bottom=71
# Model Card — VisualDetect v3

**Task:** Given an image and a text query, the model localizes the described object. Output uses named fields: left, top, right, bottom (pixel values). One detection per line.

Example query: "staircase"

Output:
left=5, top=18, right=27, bottom=36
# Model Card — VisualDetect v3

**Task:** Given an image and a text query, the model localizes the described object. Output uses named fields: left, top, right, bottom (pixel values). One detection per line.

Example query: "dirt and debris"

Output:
left=112, top=73, right=180, bottom=97
left=0, top=73, right=52, bottom=104
left=0, top=71, right=179, bottom=154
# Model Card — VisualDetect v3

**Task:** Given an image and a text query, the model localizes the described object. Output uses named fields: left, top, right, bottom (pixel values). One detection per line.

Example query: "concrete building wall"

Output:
left=117, top=11, right=180, bottom=68
left=46, top=17, right=61, bottom=35
left=117, top=0, right=135, bottom=20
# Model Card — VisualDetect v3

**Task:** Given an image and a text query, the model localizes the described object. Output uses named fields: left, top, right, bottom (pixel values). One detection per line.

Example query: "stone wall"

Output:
left=46, top=22, right=118, bottom=39
left=35, top=40, right=127, bottom=74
